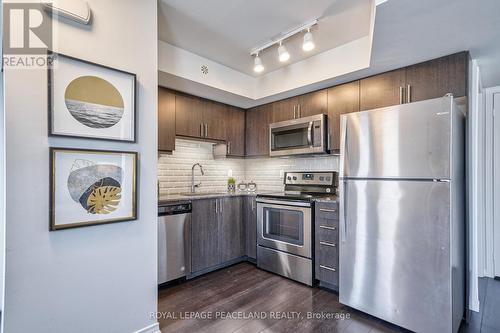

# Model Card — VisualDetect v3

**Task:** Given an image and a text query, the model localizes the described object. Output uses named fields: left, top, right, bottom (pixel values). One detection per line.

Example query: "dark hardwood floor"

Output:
left=158, top=263, right=496, bottom=333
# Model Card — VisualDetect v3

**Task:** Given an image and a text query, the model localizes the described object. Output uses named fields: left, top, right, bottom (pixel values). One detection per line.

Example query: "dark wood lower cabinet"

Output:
left=191, top=197, right=248, bottom=274
left=315, top=201, right=339, bottom=290
left=219, top=197, right=244, bottom=262
left=244, top=196, right=257, bottom=260
left=191, top=199, right=219, bottom=272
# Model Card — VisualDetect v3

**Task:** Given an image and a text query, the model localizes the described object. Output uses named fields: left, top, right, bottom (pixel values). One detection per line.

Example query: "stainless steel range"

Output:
left=256, top=171, right=337, bottom=285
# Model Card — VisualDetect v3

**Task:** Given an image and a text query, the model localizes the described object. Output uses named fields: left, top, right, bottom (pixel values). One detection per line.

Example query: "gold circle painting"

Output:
left=64, top=76, right=124, bottom=129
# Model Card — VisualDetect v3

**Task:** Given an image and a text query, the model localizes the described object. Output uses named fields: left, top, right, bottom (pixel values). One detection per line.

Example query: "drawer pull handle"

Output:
left=320, top=265, right=336, bottom=272
left=319, top=225, right=337, bottom=231
left=320, top=241, right=337, bottom=247
left=319, top=208, right=337, bottom=213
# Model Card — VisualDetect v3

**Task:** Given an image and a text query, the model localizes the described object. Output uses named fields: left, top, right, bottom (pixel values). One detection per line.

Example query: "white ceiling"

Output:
left=158, top=0, right=371, bottom=76
left=158, top=0, right=500, bottom=108
left=370, top=0, right=500, bottom=88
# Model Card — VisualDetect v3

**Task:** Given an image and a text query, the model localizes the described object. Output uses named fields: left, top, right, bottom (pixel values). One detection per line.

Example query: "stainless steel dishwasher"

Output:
left=158, top=203, right=191, bottom=284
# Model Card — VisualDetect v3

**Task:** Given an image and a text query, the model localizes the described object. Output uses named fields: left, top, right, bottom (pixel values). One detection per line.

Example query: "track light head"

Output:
left=303, top=29, right=315, bottom=52
left=278, top=42, right=290, bottom=62
left=253, top=54, right=264, bottom=73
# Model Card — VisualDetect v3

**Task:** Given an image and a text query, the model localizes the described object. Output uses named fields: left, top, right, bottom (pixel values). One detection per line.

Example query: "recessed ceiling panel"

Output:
left=159, top=0, right=372, bottom=76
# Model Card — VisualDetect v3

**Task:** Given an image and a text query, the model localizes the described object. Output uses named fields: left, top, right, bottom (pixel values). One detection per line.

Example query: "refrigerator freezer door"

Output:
left=339, top=179, right=453, bottom=333
left=341, top=97, right=453, bottom=179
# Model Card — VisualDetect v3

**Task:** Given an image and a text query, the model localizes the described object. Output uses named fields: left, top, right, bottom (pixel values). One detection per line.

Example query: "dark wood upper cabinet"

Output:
left=246, top=104, right=272, bottom=157
left=204, top=101, right=227, bottom=141
left=327, top=81, right=360, bottom=154
left=360, top=68, right=406, bottom=111
left=405, top=52, right=468, bottom=103
left=298, top=89, right=328, bottom=118
left=226, top=106, right=246, bottom=157
left=175, top=93, right=204, bottom=138
left=158, top=87, right=176, bottom=152
left=272, top=97, right=298, bottom=123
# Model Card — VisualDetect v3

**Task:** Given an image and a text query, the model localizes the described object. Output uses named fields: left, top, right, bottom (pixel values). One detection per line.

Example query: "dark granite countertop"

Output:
left=158, top=191, right=262, bottom=206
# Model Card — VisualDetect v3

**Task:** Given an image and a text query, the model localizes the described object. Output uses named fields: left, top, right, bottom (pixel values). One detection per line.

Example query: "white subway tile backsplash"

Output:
left=158, top=139, right=340, bottom=194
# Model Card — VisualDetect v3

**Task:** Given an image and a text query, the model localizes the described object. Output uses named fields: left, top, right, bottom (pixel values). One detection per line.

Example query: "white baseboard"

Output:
left=132, top=322, right=160, bottom=333
left=469, top=298, right=480, bottom=313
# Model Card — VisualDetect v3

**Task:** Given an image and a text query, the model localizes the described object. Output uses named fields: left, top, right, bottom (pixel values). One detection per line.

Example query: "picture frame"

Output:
left=50, top=148, right=138, bottom=231
left=48, top=51, right=137, bottom=142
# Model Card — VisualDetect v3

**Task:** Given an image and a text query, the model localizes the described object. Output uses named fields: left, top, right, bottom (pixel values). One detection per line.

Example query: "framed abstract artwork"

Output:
left=48, top=52, right=136, bottom=142
left=50, top=148, right=138, bottom=230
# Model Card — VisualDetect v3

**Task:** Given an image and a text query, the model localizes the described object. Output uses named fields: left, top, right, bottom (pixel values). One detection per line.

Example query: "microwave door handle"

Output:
left=307, top=121, right=313, bottom=146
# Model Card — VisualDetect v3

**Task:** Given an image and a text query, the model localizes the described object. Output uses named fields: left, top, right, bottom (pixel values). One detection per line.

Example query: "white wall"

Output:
left=158, top=139, right=339, bottom=195
left=3, top=1, right=159, bottom=332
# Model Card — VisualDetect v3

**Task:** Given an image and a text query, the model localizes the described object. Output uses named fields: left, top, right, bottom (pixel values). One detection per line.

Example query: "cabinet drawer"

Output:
left=315, top=242, right=339, bottom=286
left=315, top=240, right=338, bottom=266
left=317, top=225, right=338, bottom=243
left=315, top=203, right=339, bottom=220
left=315, top=216, right=338, bottom=229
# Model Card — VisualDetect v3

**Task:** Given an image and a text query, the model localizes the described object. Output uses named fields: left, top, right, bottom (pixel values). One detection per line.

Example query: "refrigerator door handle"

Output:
left=340, top=180, right=347, bottom=242
left=339, top=116, right=348, bottom=178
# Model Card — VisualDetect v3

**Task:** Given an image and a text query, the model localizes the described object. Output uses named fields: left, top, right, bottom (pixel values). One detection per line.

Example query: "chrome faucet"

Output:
left=191, top=163, right=205, bottom=193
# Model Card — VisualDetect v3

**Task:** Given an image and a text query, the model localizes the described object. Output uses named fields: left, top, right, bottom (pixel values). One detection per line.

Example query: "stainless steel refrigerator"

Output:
left=339, top=96, right=465, bottom=333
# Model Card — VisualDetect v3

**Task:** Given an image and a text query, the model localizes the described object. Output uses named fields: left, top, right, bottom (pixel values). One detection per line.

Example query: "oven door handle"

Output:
left=256, top=198, right=312, bottom=208
left=307, top=121, right=313, bottom=146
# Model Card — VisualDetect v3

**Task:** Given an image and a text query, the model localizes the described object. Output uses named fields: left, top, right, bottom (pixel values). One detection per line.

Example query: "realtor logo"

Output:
left=3, top=2, right=52, bottom=55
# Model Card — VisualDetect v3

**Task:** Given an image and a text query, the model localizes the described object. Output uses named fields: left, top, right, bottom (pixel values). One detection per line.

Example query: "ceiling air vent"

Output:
left=201, top=65, right=208, bottom=75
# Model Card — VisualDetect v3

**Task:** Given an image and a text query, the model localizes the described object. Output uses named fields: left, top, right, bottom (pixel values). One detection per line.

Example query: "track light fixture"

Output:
left=253, top=53, right=264, bottom=73
left=249, top=19, right=318, bottom=74
left=278, top=42, right=290, bottom=62
left=302, top=28, right=315, bottom=52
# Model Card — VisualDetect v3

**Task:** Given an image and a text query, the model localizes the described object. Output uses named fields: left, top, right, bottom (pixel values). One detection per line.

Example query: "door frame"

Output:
left=486, top=86, right=500, bottom=278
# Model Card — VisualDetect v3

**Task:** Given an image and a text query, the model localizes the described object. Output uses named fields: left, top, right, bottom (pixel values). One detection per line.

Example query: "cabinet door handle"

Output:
left=319, top=208, right=337, bottom=213
left=319, top=265, right=336, bottom=272
left=298, top=104, right=301, bottom=118
left=204, top=123, right=208, bottom=137
left=227, top=142, right=231, bottom=155
left=399, top=86, right=404, bottom=104
left=320, top=241, right=337, bottom=247
left=293, top=105, right=296, bottom=119
left=406, top=84, right=411, bottom=103
left=320, top=225, right=337, bottom=231
left=200, top=123, right=204, bottom=137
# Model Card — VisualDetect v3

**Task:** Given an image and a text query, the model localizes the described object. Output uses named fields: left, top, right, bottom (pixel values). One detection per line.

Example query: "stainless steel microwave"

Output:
left=269, top=114, right=328, bottom=157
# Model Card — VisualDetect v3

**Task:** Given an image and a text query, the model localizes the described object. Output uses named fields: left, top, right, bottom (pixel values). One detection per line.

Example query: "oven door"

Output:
left=269, top=114, right=327, bottom=156
left=257, top=198, right=312, bottom=258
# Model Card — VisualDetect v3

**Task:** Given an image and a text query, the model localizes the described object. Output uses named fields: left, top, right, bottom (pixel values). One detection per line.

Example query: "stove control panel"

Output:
left=284, top=172, right=337, bottom=186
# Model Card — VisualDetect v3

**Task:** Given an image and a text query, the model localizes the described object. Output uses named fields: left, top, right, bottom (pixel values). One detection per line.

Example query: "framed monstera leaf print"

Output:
left=50, top=148, right=137, bottom=230
left=48, top=52, right=136, bottom=142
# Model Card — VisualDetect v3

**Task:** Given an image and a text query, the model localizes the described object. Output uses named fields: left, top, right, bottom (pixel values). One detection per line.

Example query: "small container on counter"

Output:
left=247, top=181, right=257, bottom=192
